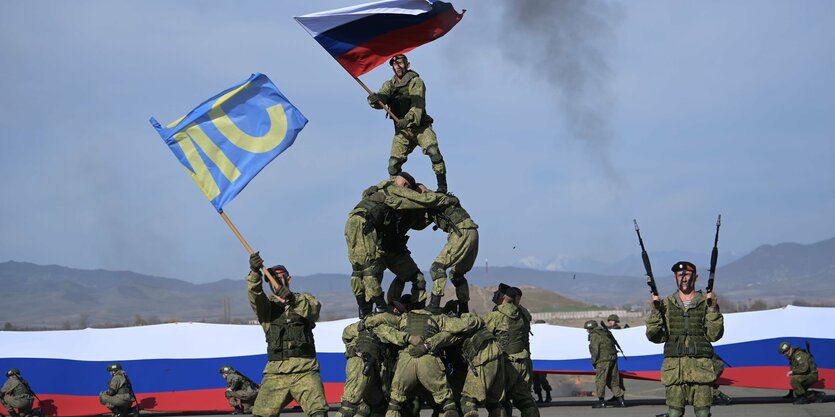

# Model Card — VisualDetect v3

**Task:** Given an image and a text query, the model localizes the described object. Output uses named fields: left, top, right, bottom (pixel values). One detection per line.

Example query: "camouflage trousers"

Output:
left=383, top=250, right=427, bottom=304
left=346, top=215, right=384, bottom=301
left=503, top=357, right=539, bottom=417
left=665, top=383, right=712, bottom=408
left=389, top=124, right=445, bottom=176
left=386, top=352, right=453, bottom=417
left=1, top=395, right=33, bottom=417
left=594, top=360, right=624, bottom=398
left=460, top=356, right=504, bottom=417
left=338, top=356, right=386, bottom=417
left=254, top=371, right=328, bottom=417
left=790, top=372, right=819, bottom=397
left=430, top=227, right=478, bottom=302
left=225, top=389, right=257, bottom=412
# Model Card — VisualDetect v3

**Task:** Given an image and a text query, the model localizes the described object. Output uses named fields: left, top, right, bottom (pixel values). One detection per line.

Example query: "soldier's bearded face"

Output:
left=392, top=58, right=408, bottom=78
left=675, top=271, right=696, bottom=293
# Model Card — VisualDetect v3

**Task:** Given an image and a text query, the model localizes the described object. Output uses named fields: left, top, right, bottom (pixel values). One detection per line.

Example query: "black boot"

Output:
left=232, top=405, right=243, bottom=415
left=427, top=294, right=442, bottom=313
left=536, top=393, right=543, bottom=404
left=591, top=398, right=606, bottom=408
left=545, top=391, right=552, bottom=403
left=356, top=295, right=372, bottom=319
left=458, top=300, right=469, bottom=314
left=713, top=391, right=732, bottom=405
left=612, top=396, right=625, bottom=408
left=371, top=295, right=389, bottom=313
left=436, top=173, right=448, bottom=194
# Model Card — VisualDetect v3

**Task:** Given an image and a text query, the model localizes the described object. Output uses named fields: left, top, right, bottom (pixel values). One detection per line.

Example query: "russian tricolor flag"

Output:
left=295, top=0, right=464, bottom=77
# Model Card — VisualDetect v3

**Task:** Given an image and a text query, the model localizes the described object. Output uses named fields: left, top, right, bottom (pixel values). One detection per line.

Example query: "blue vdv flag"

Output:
left=150, top=73, right=307, bottom=212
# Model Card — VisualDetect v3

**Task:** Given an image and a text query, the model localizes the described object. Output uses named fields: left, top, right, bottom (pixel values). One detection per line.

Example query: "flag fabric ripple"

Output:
left=150, top=73, right=307, bottom=212
left=295, top=0, right=464, bottom=77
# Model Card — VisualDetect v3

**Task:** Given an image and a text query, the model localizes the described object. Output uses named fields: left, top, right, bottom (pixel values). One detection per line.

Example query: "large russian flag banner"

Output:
left=295, top=0, right=464, bottom=77
left=1, top=307, right=832, bottom=416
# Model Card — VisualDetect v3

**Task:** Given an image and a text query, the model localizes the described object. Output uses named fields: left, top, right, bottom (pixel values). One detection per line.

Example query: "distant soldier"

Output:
left=584, top=320, right=625, bottom=408
left=778, top=341, right=823, bottom=405
left=346, top=173, right=457, bottom=317
left=710, top=355, right=731, bottom=405
left=246, top=255, right=328, bottom=417
left=367, top=54, right=448, bottom=193
left=531, top=373, right=552, bottom=404
left=646, top=262, right=724, bottom=417
left=99, top=363, right=137, bottom=417
left=219, top=365, right=259, bottom=414
left=1, top=369, right=34, bottom=417
left=486, top=286, right=540, bottom=417
left=426, top=196, right=478, bottom=314
left=606, top=314, right=621, bottom=329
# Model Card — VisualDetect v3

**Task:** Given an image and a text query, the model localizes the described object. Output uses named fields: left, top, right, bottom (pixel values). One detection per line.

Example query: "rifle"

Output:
left=706, top=214, right=721, bottom=294
left=17, top=375, right=41, bottom=402
left=806, top=341, right=812, bottom=357
left=432, top=211, right=462, bottom=236
left=600, top=321, right=627, bottom=360
left=633, top=220, right=660, bottom=306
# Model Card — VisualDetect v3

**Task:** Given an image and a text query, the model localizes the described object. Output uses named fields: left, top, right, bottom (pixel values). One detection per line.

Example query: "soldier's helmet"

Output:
left=608, top=314, right=620, bottom=322
left=777, top=341, right=792, bottom=354
left=583, top=320, right=598, bottom=330
left=6, top=368, right=19, bottom=377
left=107, top=363, right=122, bottom=372
left=219, top=365, right=234, bottom=374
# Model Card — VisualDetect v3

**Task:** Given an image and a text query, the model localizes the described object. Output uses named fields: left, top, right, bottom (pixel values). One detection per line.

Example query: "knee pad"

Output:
left=450, top=274, right=467, bottom=287
left=338, top=401, right=359, bottom=417
left=460, top=397, right=477, bottom=417
left=426, top=146, right=444, bottom=164
left=388, top=158, right=404, bottom=176
left=693, top=407, right=711, bottom=417
left=430, top=262, right=447, bottom=281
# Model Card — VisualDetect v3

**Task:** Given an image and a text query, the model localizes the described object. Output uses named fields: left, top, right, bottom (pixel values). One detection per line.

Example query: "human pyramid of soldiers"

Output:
left=0, top=54, right=825, bottom=417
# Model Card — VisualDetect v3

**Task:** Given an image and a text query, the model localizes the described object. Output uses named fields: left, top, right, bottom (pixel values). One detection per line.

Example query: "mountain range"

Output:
left=1, top=237, right=833, bottom=327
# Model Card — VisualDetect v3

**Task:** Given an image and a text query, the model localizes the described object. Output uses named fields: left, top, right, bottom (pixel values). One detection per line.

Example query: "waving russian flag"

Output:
left=295, top=0, right=464, bottom=77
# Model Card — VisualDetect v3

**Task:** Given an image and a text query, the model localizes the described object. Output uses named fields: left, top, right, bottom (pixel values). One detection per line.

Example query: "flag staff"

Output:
left=219, top=210, right=282, bottom=292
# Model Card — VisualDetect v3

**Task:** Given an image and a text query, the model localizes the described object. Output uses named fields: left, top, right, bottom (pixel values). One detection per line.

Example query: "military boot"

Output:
left=436, top=173, right=448, bottom=194
left=535, top=392, right=542, bottom=404
left=427, top=294, right=442, bottom=313
left=232, top=405, right=244, bottom=415
left=458, top=300, right=469, bottom=314
left=611, top=396, right=625, bottom=407
left=713, top=391, right=732, bottom=405
left=356, top=295, right=372, bottom=319
left=591, top=398, right=606, bottom=409
left=371, top=295, right=389, bottom=313
left=545, top=390, right=552, bottom=403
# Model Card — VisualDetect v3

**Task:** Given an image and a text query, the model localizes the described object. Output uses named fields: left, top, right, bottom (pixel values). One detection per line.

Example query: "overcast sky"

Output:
left=1, top=1, right=833, bottom=283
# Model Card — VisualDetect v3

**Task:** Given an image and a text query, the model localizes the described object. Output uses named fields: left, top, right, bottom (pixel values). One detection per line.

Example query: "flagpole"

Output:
left=353, top=76, right=414, bottom=138
left=218, top=210, right=282, bottom=292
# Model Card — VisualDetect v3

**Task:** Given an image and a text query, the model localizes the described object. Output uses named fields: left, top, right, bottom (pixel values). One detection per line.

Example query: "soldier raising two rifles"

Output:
left=367, top=54, right=449, bottom=193
left=646, top=262, right=724, bottom=417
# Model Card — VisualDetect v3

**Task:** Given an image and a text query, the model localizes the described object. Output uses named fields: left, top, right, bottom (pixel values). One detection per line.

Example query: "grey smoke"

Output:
left=497, top=0, right=623, bottom=182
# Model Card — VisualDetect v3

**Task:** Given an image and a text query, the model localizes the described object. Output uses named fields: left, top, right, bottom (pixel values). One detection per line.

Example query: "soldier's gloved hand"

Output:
left=407, top=335, right=424, bottom=346
left=408, top=343, right=429, bottom=358
left=396, top=117, right=410, bottom=130
left=368, top=93, right=381, bottom=104
left=275, top=285, right=296, bottom=304
left=250, top=252, right=264, bottom=273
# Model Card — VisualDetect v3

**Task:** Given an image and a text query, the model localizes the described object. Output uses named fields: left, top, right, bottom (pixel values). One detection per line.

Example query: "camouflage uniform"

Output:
left=337, top=320, right=392, bottom=417
left=99, top=370, right=135, bottom=414
left=346, top=180, right=457, bottom=313
left=425, top=313, right=505, bottom=417
left=224, top=371, right=259, bottom=413
left=246, top=271, right=328, bottom=417
left=646, top=291, right=724, bottom=417
left=588, top=325, right=624, bottom=400
left=786, top=347, right=819, bottom=400
left=710, top=354, right=731, bottom=405
left=485, top=303, right=540, bottom=417
left=1, top=374, right=34, bottom=417
left=365, top=309, right=478, bottom=417
left=426, top=201, right=478, bottom=313
left=369, top=70, right=446, bottom=188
